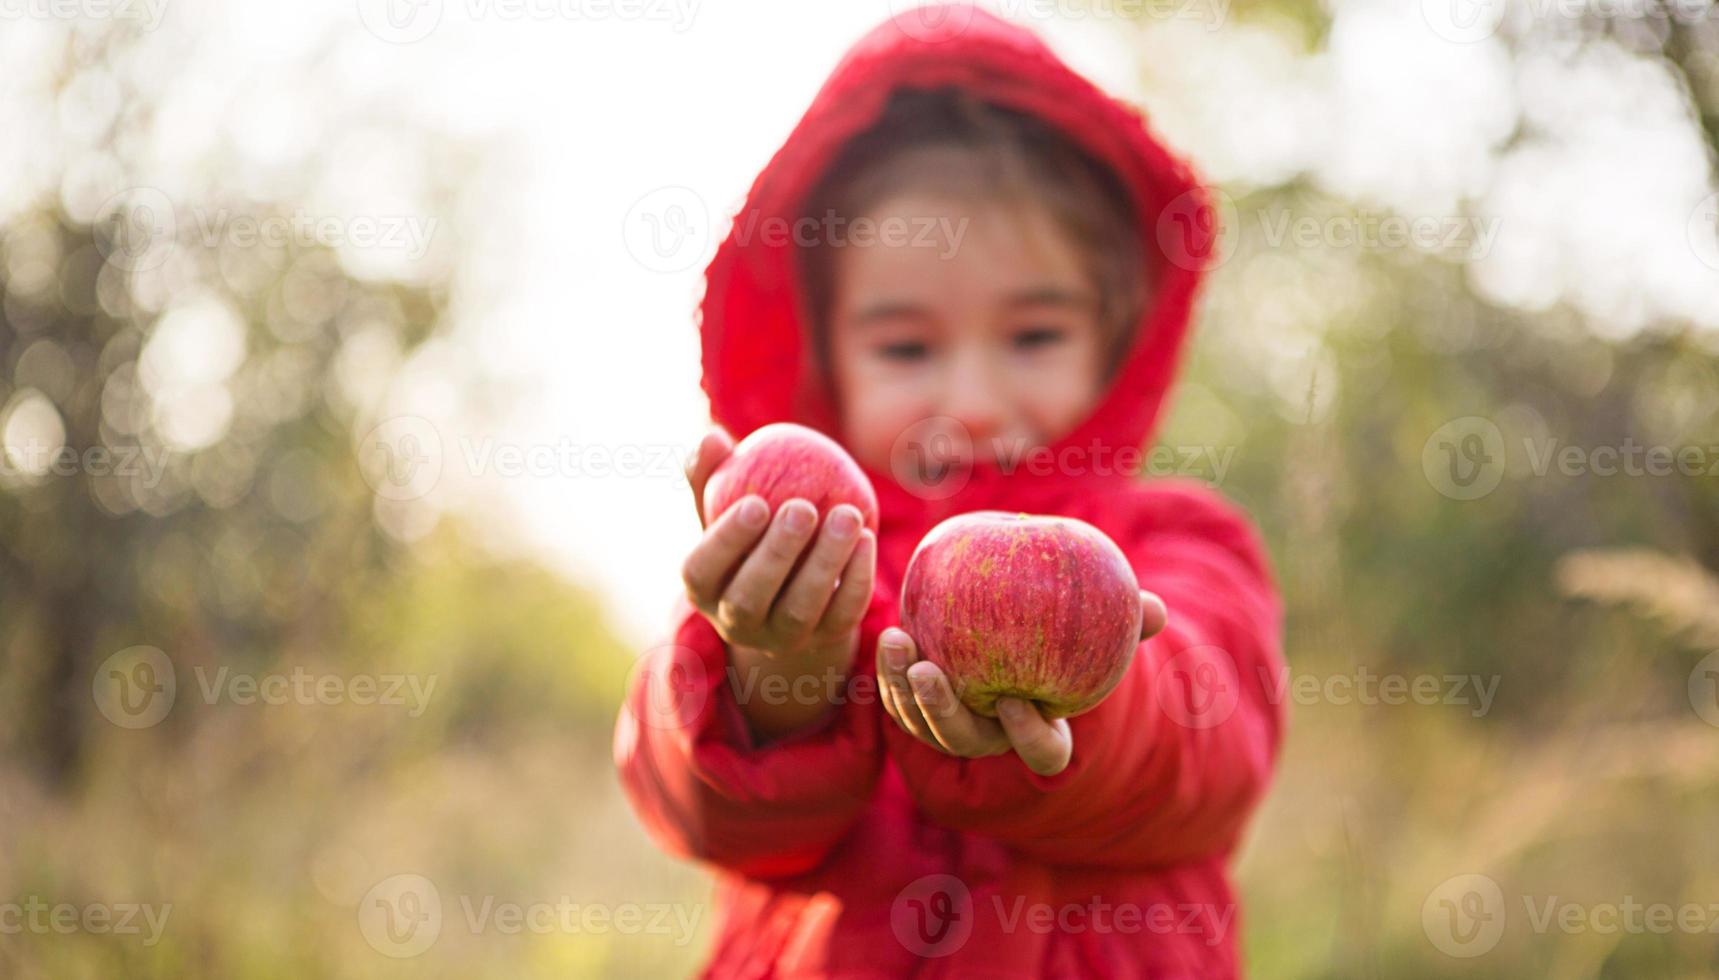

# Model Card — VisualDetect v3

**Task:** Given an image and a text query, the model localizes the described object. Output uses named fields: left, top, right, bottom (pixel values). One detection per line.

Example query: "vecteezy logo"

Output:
left=1688, top=192, right=1719, bottom=273
left=1422, top=416, right=1506, bottom=501
left=356, top=0, right=444, bottom=44
left=886, top=0, right=977, bottom=42
left=624, top=643, right=710, bottom=731
left=1422, top=873, right=1505, bottom=957
left=1419, top=0, right=1509, bottom=43
left=93, top=187, right=176, bottom=273
left=890, top=874, right=972, bottom=958
left=1157, top=644, right=1239, bottom=729
left=356, top=416, right=443, bottom=502
left=890, top=416, right=973, bottom=501
left=359, top=873, right=443, bottom=957
left=1690, top=649, right=1719, bottom=729
left=622, top=187, right=710, bottom=274
left=92, top=646, right=177, bottom=729
left=1155, top=188, right=1238, bottom=272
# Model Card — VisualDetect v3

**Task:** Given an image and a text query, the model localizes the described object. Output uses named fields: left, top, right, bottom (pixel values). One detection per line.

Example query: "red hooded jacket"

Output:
left=613, top=9, right=1285, bottom=977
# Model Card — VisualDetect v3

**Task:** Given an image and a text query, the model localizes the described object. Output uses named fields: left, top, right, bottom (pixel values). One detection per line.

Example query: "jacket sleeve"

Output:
left=883, top=481, right=1285, bottom=868
left=612, top=591, right=888, bottom=879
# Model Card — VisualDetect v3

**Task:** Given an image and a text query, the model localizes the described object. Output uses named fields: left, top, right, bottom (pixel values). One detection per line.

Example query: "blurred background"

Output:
left=2, top=0, right=1718, bottom=976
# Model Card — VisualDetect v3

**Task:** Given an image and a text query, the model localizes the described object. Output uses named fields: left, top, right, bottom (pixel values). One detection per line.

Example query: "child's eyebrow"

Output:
left=849, top=300, right=933, bottom=327
left=1007, top=285, right=1098, bottom=311
left=847, top=286, right=1095, bottom=328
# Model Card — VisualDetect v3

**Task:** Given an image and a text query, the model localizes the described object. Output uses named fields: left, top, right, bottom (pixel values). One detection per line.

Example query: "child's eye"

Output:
left=878, top=341, right=929, bottom=362
left=1013, top=327, right=1066, bottom=351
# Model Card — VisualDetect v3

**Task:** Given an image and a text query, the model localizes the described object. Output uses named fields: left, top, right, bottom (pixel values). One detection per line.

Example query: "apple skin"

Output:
left=899, top=511, right=1142, bottom=719
left=703, top=423, right=880, bottom=532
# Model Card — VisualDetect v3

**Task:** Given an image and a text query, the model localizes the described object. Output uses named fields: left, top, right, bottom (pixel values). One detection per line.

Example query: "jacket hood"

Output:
left=697, top=6, right=1217, bottom=530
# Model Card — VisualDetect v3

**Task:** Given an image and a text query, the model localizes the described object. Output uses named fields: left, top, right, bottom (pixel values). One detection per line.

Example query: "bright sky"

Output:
left=2, top=0, right=1715, bottom=647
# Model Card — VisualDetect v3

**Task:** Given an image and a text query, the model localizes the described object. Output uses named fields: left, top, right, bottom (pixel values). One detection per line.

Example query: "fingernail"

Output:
left=881, top=633, right=908, bottom=671
left=783, top=501, right=815, bottom=534
left=738, top=497, right=768, bottom=528
left=827, top=506, right=859, bottom=540
left=997, top=698, right=1025, bottom=721
left=684, top=441, right=701, bottom=476
left=909, top=670, right=935, bottom=701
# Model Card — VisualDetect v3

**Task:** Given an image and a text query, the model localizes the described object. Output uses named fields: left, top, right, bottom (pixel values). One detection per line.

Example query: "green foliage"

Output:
left=4, top=8, right=1719, bottom=979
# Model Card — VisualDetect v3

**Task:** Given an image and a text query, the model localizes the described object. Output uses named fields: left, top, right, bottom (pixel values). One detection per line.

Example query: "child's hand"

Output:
left=681, top=429, right=876, bottom=666
left=875, top=592, right=1169, bottom=777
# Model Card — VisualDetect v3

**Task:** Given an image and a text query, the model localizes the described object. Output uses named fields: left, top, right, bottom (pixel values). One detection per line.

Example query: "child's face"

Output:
left=827, top=194, right=1109, bottom=476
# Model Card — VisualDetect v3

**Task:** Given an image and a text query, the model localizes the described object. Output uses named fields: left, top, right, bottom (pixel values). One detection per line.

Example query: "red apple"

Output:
left=703, top=423, right=879, bottom=532
left=900, top=511, right=1142, bottom=719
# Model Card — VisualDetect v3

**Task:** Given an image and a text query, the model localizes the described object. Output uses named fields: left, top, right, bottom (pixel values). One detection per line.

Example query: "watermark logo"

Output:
left=886, top=0, right=977, bottom=42
left=92, top=646, right=176, bottom=729
left=359, top=874, right=443, bottom=958
left=1422, top=0, right=1714, bottom=43
left=889, top=416, right=1236, bottom=501
left=623, top=186, right=710, bottom=273
left=1263, top=665, right=1500, bottom=717
left=95, top=649, right=438, bottom=725
left=888, top=877, right=1233, bottom=951
left=356, top=0, right=443, bottom=43
left=358, top=874, right=701, bottom=955
left=890, top=874, right=973, bottom=958
left=1425, top=875, right=1719, bottom=956
left=1420, top=0, right=1509, bottom=43
left=995, top=895, right=1233, bottom=943
left=1689, top=191, right=1719, bottom=273
left=0, top=898, right=172, bottom=946
left=1257, top=210, right=1501, bottom=258
left=191, top=666, right=438, bottom=717
left=357, top=416, right=444, bottom=501
left=0, top=0, right=169, bottom=30
left=1423, top=873, right=1507, bottom=957
left=359, top=0, right=700, bottom=39
left=189, top=208, right=438, bottom=260
left=1157, top=649, right=1500, bottom=727
left=1425, top=417, right=1719, bottom=500
left=624, top=643, right=710, bottom=731
left=1156, top=189, right=1238, bottom=272
left=1690, top=649, right=1719, bottom=729
left=728, top=208, right=968, bottom=258
left=2, top=439, right=174, bottom=488
left=891, top=416, right=975, bottom=501
left=1422, top=416, right=1506, bottom=501
left=1156, top=644, right=1240, bottom=729
left=1158, top=193, right=1501, bottom=269
left=887, top=0, right=1228, bottom=37
left=92, top=189, right=439, bottom=272
left=93, top=187, right=176, bottom=273
left=725, top=663, right=880, bottom=713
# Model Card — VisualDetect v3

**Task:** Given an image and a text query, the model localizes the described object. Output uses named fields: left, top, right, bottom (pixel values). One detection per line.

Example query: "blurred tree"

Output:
left=0, top=22, right=634, bottom=784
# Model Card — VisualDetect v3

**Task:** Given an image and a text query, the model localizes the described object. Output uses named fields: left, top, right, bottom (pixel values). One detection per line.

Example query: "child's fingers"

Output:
left=813, top=531, right=875, bottom=645
left=877, top=629, right=937, bottom=745
left=681, top=495, right=770, bottom=608
left=767, top=505, right=863, bottom=641
left=996, top=698, right=1074, bottom=776
left=875, top=633, right=904, bottom=722
left=877, top=654, right=909, bottom=731
left=716, top=499, right=819, bottom=635
left=906, top=661, right=1009, bottom=758
left=684, top=428, right=735, bottom=528
left=1139, top=589, right=1169, bottom=641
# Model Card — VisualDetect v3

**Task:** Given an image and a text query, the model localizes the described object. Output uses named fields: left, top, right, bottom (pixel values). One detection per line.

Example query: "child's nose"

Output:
left=942, top=349, right=1006, bottom=448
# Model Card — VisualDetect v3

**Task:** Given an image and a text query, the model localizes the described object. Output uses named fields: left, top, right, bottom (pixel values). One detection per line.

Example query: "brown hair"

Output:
left=796, top=86, right=1148, bottom=384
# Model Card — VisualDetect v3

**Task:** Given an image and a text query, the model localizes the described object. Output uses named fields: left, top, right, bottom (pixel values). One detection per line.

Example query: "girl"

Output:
left=616, top=8, right=1284, bottom=976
